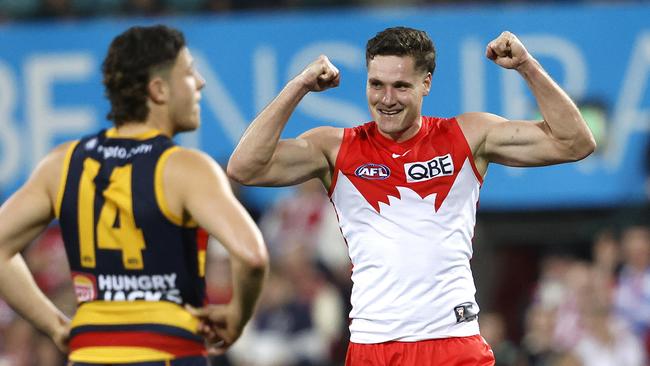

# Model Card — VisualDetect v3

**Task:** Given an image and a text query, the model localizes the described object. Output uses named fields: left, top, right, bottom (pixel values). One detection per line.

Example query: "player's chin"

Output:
left=376, top=116, right=404, bottom=131
left=177, top=118, right=200, bottom=133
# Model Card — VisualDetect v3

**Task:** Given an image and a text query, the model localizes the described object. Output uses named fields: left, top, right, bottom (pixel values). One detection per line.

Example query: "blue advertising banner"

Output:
left=0, top=3, right=648, bottom=211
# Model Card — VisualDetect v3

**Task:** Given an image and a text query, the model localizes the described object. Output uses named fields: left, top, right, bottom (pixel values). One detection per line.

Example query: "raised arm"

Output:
left=0, top=143, right=72, bottom=353
left=227, top=55, right=342, bottom=188
left=458, top=31, right=596, bottom=174
left=162, top=148, right=269, bottom=353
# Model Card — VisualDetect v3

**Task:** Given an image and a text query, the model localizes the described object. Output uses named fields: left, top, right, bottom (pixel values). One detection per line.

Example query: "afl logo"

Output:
left=355, top=163, right=391, bottom=180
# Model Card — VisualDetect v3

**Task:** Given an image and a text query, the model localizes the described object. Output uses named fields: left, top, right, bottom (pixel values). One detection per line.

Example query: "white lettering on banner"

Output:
left=193, top=51, right=248, bottom=146
left=254, top=45, right=278, bottom=114
left=461, top=37, right=486, bottom=112
left=289, top=42, right=368, bottom=127
left=0, top=61, right=21, bottom=186
left=26, top=53, right=96, bottom=169
left=1, top=30, right=649, bottom=203
left=610, top=31, right=650, bottom=169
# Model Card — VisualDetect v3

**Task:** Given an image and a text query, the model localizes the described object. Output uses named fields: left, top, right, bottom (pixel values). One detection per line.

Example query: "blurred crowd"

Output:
left=1, top=175, right=650, bottom=366
left=482, top=225, right=650, bottom=366
left=0, top=0, right=613, bottom=22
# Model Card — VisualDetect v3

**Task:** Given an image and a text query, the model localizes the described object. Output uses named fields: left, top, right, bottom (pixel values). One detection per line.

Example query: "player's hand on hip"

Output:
left=297, top=55, right=340, bottom=92
left=50, top=313, right=70, bottom=353
left=187, top=304, right=243, bottom=355
left=485, top=31, right=531, bottom=70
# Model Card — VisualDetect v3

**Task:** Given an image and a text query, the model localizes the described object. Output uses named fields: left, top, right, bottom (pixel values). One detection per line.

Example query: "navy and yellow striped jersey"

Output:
left=56, top=128, right=208, bottom=363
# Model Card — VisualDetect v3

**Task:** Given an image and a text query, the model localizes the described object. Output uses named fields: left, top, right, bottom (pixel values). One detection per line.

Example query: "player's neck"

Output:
left=378, top=116, right=423, bottom=143
left=113, top=120, right=171, bottom=138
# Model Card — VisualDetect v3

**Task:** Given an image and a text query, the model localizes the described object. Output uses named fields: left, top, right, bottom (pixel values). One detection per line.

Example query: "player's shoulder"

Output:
left=162, top=146, right=226, bottom=181
left=456, top=112, right=507, bottom=127
left=299, top=125, right=344, bottom=140
left=26, top=140, right=81, bottom=198
left=299, top=125, right=344, bottom=152
left=38, top=141, right=80, bottom=172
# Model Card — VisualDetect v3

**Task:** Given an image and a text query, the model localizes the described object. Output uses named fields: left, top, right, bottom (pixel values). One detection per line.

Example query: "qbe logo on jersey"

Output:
left=404, top=154, right=454, bottom=183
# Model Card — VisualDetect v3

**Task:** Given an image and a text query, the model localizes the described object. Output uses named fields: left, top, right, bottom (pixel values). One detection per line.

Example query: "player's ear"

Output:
left=148, top=76, right=168, bottom=104
left=422, top=72, right=432, bottom=96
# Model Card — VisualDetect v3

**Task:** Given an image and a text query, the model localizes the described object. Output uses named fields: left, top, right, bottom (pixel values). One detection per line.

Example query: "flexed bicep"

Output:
left=228, top=126, right=342, bottom=187
left=461, top=112, right=587, bottom=167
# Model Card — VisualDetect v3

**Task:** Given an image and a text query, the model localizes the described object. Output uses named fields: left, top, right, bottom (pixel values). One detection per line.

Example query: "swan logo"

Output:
left=355, top=163, right=391, bottom=180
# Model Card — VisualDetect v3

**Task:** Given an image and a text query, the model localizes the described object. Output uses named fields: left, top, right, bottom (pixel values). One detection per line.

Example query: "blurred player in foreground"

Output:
left=0, top=24, right=268, bottom=365
left=228, top=27, right=595, bottom=365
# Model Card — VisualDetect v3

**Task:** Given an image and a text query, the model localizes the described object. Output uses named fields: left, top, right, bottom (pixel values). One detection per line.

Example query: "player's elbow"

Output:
left=226, top=156, right=256, bottom=185
left=564, top=132, right=597, bottom=162
left=242, top=245, right=269, bottom=276
left=574, top=131, right=597, bottom=160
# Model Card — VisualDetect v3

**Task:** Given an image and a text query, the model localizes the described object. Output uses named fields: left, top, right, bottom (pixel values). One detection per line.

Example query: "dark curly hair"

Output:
left=102, top=25, right=186, bottom=126
left=366, top=27, right=436, bottom=75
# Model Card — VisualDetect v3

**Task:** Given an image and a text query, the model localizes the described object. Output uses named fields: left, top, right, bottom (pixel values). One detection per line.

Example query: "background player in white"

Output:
left=228, top=27, right=595, bottom=365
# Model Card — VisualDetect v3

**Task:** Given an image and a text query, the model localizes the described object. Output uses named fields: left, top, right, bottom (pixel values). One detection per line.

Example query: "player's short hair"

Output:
left=366, top=26, right=436, bottom=75
left=102, top=25, right=186, bottom=126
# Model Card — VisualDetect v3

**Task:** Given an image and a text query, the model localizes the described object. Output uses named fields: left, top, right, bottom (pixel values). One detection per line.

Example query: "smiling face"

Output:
left=367, top=55, right=431, bottom=142
left=165, top=47, right=205, bottom=133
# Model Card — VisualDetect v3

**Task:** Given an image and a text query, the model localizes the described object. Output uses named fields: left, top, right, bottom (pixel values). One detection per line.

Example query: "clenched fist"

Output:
left=486, top=31, right=532, bottom=70
left=296, top=55, right=340, bottom=92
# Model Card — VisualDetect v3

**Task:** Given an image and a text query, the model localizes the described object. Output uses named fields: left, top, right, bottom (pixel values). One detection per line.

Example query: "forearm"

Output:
left=229, top=257, right=267, bottom=327
left=518, top=58, right=595, bottom=152
left=228, top=78, right=309, bottom=181
left=0, top=254, right=68, bottom=336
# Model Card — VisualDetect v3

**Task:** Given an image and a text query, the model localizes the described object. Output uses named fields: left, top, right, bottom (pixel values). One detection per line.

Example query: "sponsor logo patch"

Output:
left=84, top=138, right=98, bottom=151
left=454, top=302, right=478, bottom=323
left=404, top=154, right=454, bottom=183
left=355, top=163, right=391, bottom=180
left=72, top=272, right=97, bottom=303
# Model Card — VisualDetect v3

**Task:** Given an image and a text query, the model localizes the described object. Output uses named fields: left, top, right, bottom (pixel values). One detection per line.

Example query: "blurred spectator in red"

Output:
left=552, top=260, right=592, bottom=350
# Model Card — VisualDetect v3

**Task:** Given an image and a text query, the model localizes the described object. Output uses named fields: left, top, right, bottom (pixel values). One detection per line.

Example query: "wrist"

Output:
left=515, top=56, right=539, bottom=75
left=289, top=74, right=312, bottom=95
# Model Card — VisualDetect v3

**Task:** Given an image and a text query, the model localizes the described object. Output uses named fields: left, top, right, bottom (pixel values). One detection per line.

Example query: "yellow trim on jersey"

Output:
left=106, top=127, right=163, bottom=140
left=198, top=250, right=206, bottom=277
left=55, top=141, right=80, bottom=219
left=71, top=301, right=199, bottom=334
left=154, top=146, right=197, bottom=228
left=69, top=346, right=173, bottom=363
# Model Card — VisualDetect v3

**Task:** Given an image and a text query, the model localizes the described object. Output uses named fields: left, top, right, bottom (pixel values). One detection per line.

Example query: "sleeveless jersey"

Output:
left=329, top=116, right=483, bottom=343
left=56, top=128, right=207, bottom=363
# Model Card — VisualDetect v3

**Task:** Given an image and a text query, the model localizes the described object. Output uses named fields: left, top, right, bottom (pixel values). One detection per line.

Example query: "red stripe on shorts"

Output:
left=70, top=331, right=206, bottom=357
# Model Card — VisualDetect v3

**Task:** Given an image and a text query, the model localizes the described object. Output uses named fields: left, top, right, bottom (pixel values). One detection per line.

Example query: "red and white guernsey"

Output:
left=329, top=116, right=484, bottom=343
